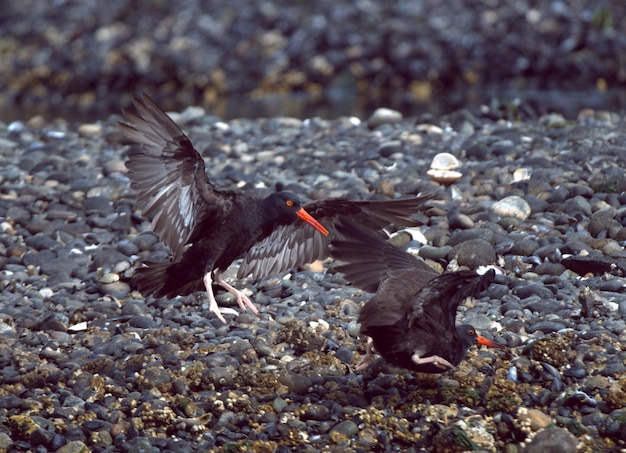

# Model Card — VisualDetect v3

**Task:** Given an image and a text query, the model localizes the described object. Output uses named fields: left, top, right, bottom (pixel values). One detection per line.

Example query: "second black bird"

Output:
left=331, top=219, right=504, bottom=373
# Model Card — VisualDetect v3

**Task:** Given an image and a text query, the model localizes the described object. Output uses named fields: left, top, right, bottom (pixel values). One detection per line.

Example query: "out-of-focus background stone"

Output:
left=1, top=0, right=625, bottom=121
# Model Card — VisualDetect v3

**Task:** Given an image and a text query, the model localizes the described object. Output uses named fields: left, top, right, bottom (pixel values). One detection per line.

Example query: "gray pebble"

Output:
left=83, top=195, right=113, bottom=214
left=301, top=404, right=330, bottom=421
left=128, top=315, right=158, bottom=329
left=533, top=262, right=566, bottom=276
left=278, top=371, right=312, bottom=395
left=447, top=238, right=496, bottom=268
left=513, top=284, right=555, bottom=301
left=527, top=321, right=567, bottom=334
left=448, top=228, right=495, bottom=246
left=523, top=427, right=579, bottom=453
left=378, top=140, right=403, bottom=157
left=368, top=108, right=403, bottom=128
left=418, top=244, right=452, bottom=260
left=492, top=195, right=531, bottom=221
left=601, top=361, right=626, bottom=377
left=133, top=233, right=160, bottom=251
left=330, top=420, right=359, bottom=438
left=510, top=238, right=539, bottom=256
left=588, top=206, right=619, bottom=236
left=563, top=196, right=592, bottom=217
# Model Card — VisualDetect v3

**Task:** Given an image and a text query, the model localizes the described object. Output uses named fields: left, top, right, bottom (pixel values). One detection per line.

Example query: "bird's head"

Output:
left=268, top=192, right=329, bottom=236
left=456, top=324, right=505, bottom=350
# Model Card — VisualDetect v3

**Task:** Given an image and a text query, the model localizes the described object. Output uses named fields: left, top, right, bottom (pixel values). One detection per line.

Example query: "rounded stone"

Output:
left=492, top=196, right=531, bottom=221
left=447, top=238, right=496, bottom=268
left=368, top=108, right=403, bottom=128
left=522, top=427, right=579, bottom=453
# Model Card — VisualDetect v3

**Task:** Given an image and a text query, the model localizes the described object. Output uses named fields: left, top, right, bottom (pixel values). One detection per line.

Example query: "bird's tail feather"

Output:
left=133, top=260, right=204, bottom=298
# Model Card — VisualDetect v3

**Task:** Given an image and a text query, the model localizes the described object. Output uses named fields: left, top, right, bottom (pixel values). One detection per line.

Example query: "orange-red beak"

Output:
left=296, top=208, right=329, bottom=236
left=476, top=335, right=506, bottom=349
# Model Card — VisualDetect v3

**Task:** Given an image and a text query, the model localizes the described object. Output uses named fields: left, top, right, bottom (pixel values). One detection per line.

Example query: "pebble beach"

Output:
left=2, top=0, right=626, bottom=452
left=2, top=103, right=626, bottom=452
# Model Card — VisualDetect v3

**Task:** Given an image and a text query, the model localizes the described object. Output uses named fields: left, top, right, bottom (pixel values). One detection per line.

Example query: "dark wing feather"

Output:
left=330, top=216, right=439, bottom=292
left=358, top=268, right=433, bottom=330
left=237, top=193, right=437, bottom=280
left=408, top=269, right=496, bottom=332
left=306, top=194, right=438, bottom=230
left=120, top=93, right=232, bottom=258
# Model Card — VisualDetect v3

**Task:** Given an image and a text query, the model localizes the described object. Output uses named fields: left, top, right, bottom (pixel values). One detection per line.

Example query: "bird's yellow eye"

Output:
left=285, top=199, right=294, bottom=207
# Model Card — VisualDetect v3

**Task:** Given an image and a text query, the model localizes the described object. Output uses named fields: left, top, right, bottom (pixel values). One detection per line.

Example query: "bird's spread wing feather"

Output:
left=236, top=222, right=327, bottom=279
left=306, top=194, right=437, bottom=230
left=237, top=193, right=436, bottom=280
left=330, top=216, right=439, bottom=293
left=408, top=269, right=496, bottom=332
left=358, top=269, right=430, bottom=328
left=120, top=93, right=231, bottom=258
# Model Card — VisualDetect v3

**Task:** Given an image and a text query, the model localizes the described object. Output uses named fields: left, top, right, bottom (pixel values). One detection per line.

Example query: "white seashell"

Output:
left=427, top=152, right=462, bottom=183
left=508, top=366, right=518, bottom=382
left=430, top=152, right=460, bottom=170
left=513, top=167, right=532, bottom=182
left=68, top=321, right=88, bottom=332
left=427, top=168, right=462, bottom=184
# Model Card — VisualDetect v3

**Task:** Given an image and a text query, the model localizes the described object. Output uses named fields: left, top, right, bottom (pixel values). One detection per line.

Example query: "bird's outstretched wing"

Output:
left=329, top=215, right=439, bottom=292
left=409, top=269, right=496, bottom=332
left=120, top=93, right=234, bottom=259
left=237, top=193, right=437, bottom=280
left=329, top=216, right=440, bottom=329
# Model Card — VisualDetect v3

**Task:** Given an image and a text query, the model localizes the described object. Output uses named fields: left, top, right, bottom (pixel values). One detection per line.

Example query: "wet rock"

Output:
left=562, top=255, right=626, bottom=276
left=447, top=238, right=496, bottom=268
left=513, top=284, right=554, bottom=301
left=368, top=108, right=402, bottom=128
left=523, top=427, right=579, bottom=453
left=492, top=196, right=531, bottom=221
left=329, top=420, right=359, bottom=442
left=377, top=140, right=403, bottom=158
left=587, top=206, right=619, bottom=237
left=278, top=371, right=312, bottom=395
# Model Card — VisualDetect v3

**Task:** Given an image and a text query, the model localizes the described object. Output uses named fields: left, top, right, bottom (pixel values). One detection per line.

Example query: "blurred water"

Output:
left=1, top=85, right=624, bottom=123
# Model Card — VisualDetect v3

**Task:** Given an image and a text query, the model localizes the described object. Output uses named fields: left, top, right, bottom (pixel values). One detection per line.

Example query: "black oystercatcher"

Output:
left=120, top=94, right=435, bottom=323
left=331, top=220, right=504, bottom=373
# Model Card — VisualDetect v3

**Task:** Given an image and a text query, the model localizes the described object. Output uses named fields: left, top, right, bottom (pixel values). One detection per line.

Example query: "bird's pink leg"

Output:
left=411, top=352, right=454, bottom=370
left=203, top=273, right=228, bottom=324
left=356, top=336, right=375, bottom=370
left=214, top=271, right=259, bottom=315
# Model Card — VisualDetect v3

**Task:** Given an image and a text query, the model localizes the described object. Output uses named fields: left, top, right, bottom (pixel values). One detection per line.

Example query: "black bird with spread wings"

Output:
left=331, top=219, right=504, bottom=373
left=120, top=94, right=435, bottom=323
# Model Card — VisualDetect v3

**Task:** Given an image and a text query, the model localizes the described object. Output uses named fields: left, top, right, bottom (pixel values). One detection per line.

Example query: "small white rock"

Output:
left=77, top=123, right=103, bottom=137
left=492, top=195, right=532, bottom=221
left=513, top=167, right=532, bottom=182
left=68, top=321, right=88, bottom=332
left=427, top=152, right=462, bottom=184
left=430, top=152, right=460, bottom=170
left=39, top=288, right=54, bottom=298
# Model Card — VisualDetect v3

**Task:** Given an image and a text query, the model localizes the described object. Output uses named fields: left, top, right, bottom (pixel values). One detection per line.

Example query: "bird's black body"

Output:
left=135, top=191, right=311, bottom=298
left=331, top=219, right=502, bottom=373
left=360, top=272, right=496, bottom=373
left=120, top=93, right=436, bottom=322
